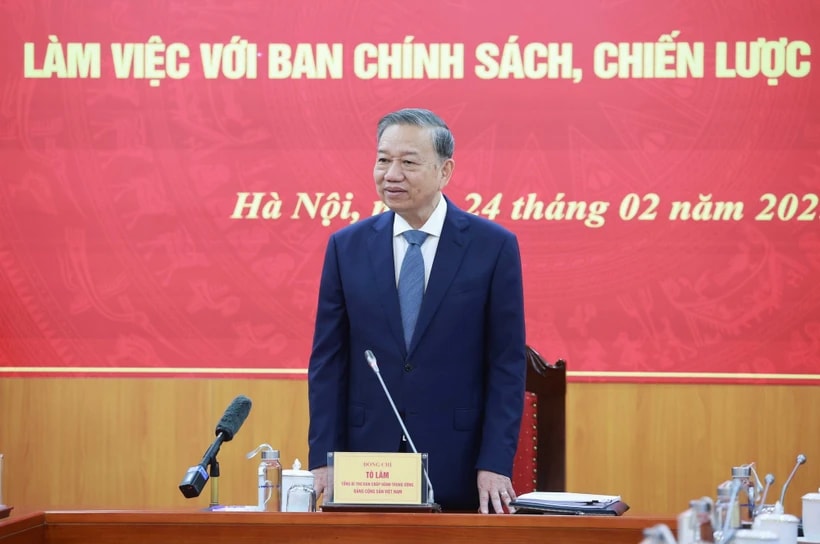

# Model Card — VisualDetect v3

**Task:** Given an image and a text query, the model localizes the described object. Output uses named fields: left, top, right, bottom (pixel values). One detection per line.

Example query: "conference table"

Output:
left=0, top=508, right=675, bottom=544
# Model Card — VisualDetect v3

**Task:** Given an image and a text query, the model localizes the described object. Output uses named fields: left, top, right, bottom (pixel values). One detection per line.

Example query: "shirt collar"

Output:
left=393, top=195, right=447, bottom=238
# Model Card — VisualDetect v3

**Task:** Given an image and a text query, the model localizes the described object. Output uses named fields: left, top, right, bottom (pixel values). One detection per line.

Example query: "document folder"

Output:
left=511, top=491, right=629, bottom=516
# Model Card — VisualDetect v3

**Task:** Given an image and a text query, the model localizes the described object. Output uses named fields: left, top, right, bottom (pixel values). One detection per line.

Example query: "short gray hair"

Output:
left=376, top=108, right=455, bottom=160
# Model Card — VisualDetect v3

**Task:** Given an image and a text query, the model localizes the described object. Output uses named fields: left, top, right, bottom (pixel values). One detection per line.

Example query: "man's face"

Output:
left=374, top=124, right=453, bottom=227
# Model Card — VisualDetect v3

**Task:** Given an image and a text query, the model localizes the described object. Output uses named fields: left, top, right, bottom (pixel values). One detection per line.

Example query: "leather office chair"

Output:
left=511, top=345, right=567, bottom=494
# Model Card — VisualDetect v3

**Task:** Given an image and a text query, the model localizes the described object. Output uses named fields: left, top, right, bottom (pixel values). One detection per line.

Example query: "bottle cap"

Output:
left=717, top=481, right=733, bottom=498
left=690, top=497, right=712, bottom=513
left=261, top=449, right=280, bottom=460
left=732, top=465, right=752, bottom=479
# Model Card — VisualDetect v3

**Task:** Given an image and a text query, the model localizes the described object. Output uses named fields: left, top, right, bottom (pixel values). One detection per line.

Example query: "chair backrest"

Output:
left=511, top=345, right=567, bottom=494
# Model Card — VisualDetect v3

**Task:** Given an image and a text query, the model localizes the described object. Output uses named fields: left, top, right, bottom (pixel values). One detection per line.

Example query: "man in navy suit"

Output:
left=308, top=108, right=526, bottom=513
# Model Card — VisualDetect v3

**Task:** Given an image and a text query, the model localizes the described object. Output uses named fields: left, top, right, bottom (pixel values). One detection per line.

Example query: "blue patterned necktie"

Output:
left=398, top=230, right=429, bottom=349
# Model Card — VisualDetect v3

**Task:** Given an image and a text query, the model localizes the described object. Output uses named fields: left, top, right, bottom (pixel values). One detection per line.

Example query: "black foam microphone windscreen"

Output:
left=214, top=395, right=252, bottom=441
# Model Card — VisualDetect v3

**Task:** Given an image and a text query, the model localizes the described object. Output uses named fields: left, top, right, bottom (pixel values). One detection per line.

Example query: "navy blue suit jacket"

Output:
left=308, top=197, right=526, bottom=511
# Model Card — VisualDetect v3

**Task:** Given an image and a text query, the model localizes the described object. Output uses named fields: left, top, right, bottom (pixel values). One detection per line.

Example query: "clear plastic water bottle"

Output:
left=247, top=444, right=282, bottom=512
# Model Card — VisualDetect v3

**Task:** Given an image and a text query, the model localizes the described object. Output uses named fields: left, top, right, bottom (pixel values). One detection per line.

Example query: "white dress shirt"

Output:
left=392, top=196, right=448, bottom=289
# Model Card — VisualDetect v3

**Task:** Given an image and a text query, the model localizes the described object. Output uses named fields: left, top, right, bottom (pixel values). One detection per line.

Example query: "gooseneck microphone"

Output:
left=179, top=395, right=253, bottom=498
left=365, top=349, right=435, bottom=505
left=759, top=473, right=775, bottom=509
left=778, top=453, right=807, bottom=506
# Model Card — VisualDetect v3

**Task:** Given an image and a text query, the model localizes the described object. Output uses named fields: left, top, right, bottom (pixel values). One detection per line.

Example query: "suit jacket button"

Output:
left=404, top=363, right=413, bottom=372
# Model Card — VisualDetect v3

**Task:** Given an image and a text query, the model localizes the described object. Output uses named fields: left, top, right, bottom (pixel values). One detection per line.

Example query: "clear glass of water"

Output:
left=286, top=484, right=316, bottom=512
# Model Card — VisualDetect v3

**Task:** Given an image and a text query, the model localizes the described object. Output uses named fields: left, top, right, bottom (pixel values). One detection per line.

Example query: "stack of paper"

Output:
left=511, top=491, right=629, bottom=516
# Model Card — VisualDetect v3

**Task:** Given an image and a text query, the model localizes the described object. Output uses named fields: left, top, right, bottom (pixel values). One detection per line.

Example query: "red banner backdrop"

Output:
left=1, top=1, right=818, bottom=383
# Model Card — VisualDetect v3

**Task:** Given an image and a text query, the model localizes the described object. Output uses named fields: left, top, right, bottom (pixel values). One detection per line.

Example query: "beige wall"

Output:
left=1, top=378, right=817, bottom=516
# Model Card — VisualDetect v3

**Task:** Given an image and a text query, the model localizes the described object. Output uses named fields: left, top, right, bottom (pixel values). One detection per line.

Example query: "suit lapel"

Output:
left=367, top=211, right=406, bottom=351
left=409, top=200, right=471, bottom=354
